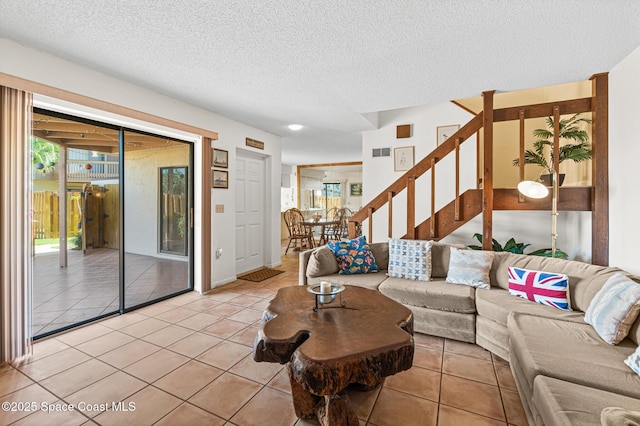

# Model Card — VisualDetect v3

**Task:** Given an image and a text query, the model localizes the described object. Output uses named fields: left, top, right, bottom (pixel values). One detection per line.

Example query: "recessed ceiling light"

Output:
left=288, top=124, right=303, bottom=131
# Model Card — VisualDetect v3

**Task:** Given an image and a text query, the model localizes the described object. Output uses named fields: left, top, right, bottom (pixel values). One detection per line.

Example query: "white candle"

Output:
left=320, top=281, right=332, bottom=304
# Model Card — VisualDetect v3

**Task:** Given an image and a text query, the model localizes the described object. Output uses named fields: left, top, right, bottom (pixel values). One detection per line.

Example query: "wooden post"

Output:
left=387, top=191, right=394, bottom=238
left=482, top=91, right=495, bottom=251
left=518, top=110, right=525, bottom=203
left=407, top=176, right=416, bottom=239
left=201, top=137, right=212, bottom=292
left=455, top=139, right=461, bottom=220
left=590, top=73, right=609, bottom=266
left=430, top=159, right=436, bottom=238
left=58, top=146, right=67, bottom=268
left=368, top=207, right=374, bottom=243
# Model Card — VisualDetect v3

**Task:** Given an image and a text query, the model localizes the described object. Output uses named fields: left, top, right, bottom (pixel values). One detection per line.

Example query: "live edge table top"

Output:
left=253, top=285, right=415, bottom=397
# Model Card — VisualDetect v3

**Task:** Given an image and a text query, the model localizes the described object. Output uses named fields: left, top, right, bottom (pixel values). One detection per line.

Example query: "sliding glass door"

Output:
left=31, top=109, right=193, bottom=338
left=123, top=130, right=192, bottom=309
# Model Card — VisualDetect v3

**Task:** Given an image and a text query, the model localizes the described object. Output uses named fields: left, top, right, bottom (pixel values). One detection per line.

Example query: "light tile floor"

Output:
left=2, top=246, right=527, bottom=425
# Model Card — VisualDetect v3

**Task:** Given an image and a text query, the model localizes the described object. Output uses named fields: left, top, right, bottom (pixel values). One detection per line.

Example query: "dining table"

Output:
left=302, top=218, right=340, bottom=247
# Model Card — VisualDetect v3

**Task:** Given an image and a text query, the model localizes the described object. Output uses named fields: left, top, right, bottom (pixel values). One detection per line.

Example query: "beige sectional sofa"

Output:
left=299, top=241, right=640, bottom=425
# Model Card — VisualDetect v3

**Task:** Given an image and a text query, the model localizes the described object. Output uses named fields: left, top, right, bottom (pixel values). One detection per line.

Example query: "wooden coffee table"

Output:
left=253, top=285, right=414, bottom=426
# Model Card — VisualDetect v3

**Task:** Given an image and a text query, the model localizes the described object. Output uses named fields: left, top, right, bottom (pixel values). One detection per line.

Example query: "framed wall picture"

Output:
left=350, top=182, right=363, bottom=196
left=394, top=146, right=414, bottom=171
left=212, top=148, right=228, bottom=168
left=212, top=169, right=229, bottom=189
left=436, top=124, right=460, bottom=145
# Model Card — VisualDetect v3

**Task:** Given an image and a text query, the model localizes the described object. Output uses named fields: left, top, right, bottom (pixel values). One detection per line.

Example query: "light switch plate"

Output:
left=215, top=204, right=224, bottom=213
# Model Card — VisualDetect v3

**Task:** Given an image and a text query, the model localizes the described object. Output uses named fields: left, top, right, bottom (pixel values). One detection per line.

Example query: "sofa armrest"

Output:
left=299, top=248, right=315, bottom=286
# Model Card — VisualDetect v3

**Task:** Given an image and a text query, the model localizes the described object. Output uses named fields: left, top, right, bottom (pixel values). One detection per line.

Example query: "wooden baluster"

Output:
left=348, top=221, right=356, bottom=239
left=518, top=110, right=525, bottom=202
left=455, top=138, right=461, bottom=221
left=430, top=159, right=436, bottom=238
left=407, top=176, right=416, bottom=239
left=368, top=207, right=374, bottom=242
left=387, top=191, right=394, bottom=238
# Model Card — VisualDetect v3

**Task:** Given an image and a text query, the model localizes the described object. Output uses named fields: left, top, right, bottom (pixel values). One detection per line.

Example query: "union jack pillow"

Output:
left=508, top=267, right=571, bottom=311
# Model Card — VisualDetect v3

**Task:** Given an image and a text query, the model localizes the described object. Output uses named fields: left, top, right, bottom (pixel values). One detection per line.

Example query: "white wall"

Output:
left=0, top=37, right=282, bottom=290
left=361, top=101, right=592, bottom=260
left=610, top=45, right=640, bottom=274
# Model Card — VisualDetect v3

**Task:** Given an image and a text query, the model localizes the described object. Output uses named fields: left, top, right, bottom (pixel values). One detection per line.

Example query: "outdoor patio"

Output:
left=33, top=248, right=189, bottom=337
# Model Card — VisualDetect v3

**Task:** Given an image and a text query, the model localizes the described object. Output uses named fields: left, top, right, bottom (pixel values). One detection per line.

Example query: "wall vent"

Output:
left=372, top=147, right=391, bottom=158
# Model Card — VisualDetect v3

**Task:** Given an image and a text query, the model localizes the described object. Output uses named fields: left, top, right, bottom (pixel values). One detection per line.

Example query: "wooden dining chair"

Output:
left=283, top=208, right=314, bottom=254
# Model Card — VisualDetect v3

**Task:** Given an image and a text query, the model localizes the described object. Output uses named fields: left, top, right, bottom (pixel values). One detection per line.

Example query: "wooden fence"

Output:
left=32, top=191, right=82, bottom=240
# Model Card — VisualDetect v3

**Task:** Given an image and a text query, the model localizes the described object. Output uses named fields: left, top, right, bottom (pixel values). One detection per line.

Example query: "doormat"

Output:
left=238, top=267, right=285, bottom=282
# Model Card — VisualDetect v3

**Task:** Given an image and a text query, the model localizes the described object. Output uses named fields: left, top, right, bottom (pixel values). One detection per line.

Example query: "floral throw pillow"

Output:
left=327, top=235, right=379, bottom=275
left=387, top=238, right=433, bottom=281
left=508, top=267, right=571, bottom=311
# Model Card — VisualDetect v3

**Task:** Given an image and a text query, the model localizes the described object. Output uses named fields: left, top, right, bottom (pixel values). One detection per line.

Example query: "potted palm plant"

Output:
left=512, top=113, right=592, bottom=186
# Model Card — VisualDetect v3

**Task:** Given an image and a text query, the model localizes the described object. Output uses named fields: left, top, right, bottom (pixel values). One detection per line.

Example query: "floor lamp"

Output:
left=517, top=170, right=558, bottom=258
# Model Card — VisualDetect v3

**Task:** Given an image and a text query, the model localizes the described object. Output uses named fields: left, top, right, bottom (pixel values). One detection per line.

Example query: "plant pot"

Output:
left=540, top=173, right=565, bottom=187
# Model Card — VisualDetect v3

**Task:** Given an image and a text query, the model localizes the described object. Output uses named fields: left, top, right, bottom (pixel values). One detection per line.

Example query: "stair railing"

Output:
left=349, top=113, right=483, bottom=241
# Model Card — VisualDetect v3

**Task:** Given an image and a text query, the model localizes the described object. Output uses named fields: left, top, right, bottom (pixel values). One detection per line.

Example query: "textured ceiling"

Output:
left=1, top=1, right=640, bottom=165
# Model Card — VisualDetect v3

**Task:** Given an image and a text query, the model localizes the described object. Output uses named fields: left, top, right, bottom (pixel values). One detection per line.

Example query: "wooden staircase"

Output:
left=349, top=74, right=609, bottom=265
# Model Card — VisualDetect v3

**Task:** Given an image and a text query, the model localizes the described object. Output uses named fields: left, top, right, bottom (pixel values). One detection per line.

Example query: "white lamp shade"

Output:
left=517, top=180, right=549, bottom=199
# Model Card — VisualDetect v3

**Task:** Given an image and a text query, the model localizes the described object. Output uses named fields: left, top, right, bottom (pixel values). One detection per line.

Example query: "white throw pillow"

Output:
left=584, top=273, right=640, bottom=345
left=625, top=346, right=640, bottom=376
left=445, top=247, right=494, bottom=289
left=387, top=238, right=433, bottom=281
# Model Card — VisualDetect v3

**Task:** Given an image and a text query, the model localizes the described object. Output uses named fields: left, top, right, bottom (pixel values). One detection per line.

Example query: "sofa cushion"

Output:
left=490, top=252, right=625, bottom=312
left=585, top=273, right=640, bottom=344
left=430, top=242, right=467, bottom=278
left=327, top=235, right=380, bottom=275
left=306, top=246, right=340, bottom=278
left=307, top=273, right=388, bottom=291
left=507, top=267, right=571, bottom=311
left=476, top=288, right=583, bottom=327
left=532, top=376, right=640, bottom=426
left=379, top=278, right=475, bottom=314
left=446, top=247, right=494, bottom=289
left=508, top=313, right=640, bottom=399
left=369, top=242, right=389, bottom=270
left=387, top=238, right=433, bottom=281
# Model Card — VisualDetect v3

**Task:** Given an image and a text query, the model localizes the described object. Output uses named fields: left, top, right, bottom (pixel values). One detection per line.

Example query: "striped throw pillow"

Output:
left=584, top=273, right=640, bottom=345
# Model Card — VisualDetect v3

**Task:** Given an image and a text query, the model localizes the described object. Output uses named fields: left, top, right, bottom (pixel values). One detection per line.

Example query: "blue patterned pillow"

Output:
left=387, top=238, right=433, bottom=281
left=327, top=236, right=379, bottom=275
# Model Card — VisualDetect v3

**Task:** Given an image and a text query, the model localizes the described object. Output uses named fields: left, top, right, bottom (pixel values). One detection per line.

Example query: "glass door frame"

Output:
left=32, top=108, right=195, bottom=338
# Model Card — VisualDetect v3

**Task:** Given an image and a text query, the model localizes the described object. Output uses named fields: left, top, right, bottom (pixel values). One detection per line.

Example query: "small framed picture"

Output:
left=212, top=170, right=228, bottom=189
left=436, top=124, right=460, bottom=145
left=350, top=182, right=363, bottom=196
left=212, top=148, right=228, bottom=168
left=394, top=146, right=414, bottom=172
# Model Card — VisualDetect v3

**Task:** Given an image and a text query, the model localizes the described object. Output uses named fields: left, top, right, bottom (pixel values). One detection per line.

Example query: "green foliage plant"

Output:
left=468, top=233, right=568, bottom=258
left=512, top=113, right=592, bottom=175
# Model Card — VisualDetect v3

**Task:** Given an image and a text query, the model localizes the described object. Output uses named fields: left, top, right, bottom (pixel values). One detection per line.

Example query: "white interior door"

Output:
left=235, top=151, right=265, bottom=274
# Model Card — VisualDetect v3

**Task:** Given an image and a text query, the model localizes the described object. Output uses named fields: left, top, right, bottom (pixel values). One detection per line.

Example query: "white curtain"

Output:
left=0, top=86, right=33, bottom=365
